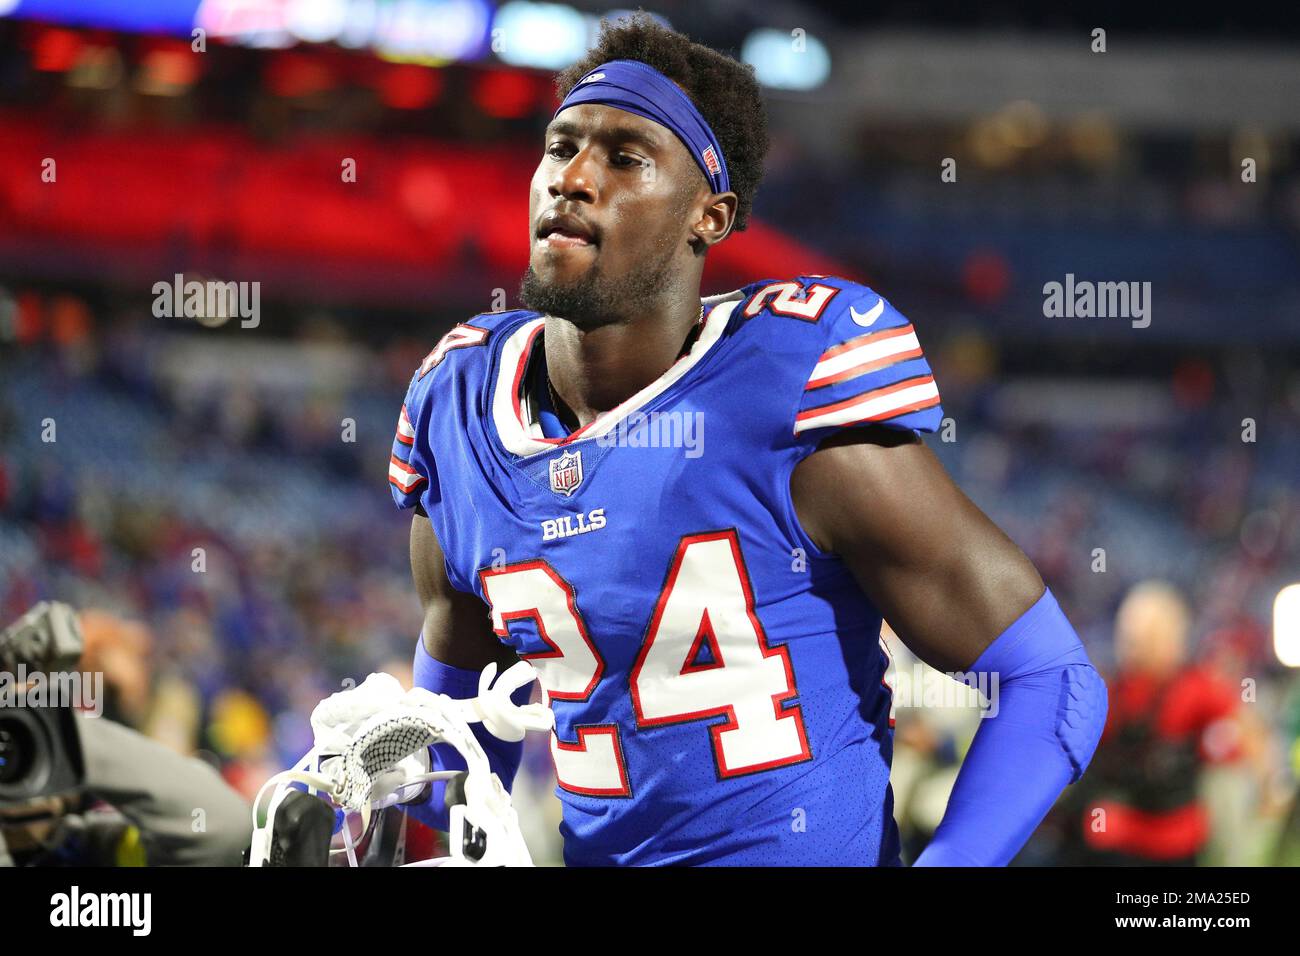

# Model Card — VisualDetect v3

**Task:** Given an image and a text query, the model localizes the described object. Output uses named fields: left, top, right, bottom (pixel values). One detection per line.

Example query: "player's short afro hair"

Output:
left=554, top=12, right=769, bottom=234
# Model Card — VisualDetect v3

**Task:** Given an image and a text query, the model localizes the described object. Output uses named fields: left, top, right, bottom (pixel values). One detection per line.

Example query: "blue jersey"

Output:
left=389, top=275, right=944, bottom=865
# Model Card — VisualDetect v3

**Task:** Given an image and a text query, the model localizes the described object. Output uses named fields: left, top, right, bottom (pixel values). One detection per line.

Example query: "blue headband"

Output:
left=553, top=59, right=730, bottom=196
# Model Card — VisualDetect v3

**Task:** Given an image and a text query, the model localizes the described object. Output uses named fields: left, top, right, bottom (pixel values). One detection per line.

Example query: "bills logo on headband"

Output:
left=581, top=72, right=605, bottom=84
left=702, top=145, right=721, bottom=177
left=550, top=450, right=584, bottom=496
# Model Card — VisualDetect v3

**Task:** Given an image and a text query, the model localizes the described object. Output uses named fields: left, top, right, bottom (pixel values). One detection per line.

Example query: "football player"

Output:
left=387, top=13, right=1107, bottom=865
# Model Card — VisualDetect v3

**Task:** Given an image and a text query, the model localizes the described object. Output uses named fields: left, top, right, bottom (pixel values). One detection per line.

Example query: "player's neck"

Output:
left=543, top=297, right=703, bottom=430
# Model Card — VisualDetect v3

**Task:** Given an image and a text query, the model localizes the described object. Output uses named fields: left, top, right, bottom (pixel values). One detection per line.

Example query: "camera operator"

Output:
left=0, top=602, right=251, bottom=866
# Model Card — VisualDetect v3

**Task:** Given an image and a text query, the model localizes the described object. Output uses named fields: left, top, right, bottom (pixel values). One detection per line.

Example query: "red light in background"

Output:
left=29, top=28, right=83, bottom=73
left=1172, top=359, right=1215, bottom=409
left=137, top=40, right=203, bottom=93
left=961, top=249, right=1012, bottom=306
left=472, top=70, right=539, bottom=120
left=16, top=292, right=43, bottom=346
left=50, top=294, right=92, bottom=346
left=399, top=164, right=453, bottom=226
left=265, top=52, right=337, bottom=99
left=377, top=65, right=441, bottom=110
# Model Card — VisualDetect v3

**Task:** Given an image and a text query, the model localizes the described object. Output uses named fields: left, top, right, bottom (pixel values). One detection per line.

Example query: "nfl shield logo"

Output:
left=702, top=145, right=721, bottom=176
left=549, top=450, right=584, bottom=496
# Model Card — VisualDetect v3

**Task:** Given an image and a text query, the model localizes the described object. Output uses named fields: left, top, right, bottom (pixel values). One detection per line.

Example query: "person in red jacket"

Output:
left=1069, top=581, right=1259, bottom=864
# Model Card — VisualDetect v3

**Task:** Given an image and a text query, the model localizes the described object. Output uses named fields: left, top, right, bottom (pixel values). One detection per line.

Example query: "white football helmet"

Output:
left=248, top=662, right=552, bottom=867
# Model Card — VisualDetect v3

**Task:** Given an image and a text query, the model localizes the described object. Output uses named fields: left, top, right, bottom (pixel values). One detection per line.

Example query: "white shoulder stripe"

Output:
left=808, top=330, right=921, bottom=389
left=388, top=456, right=425, bottom=493
left=795, top=379, right=939, bottom=434
left=396, top=404, right=417, bottom=442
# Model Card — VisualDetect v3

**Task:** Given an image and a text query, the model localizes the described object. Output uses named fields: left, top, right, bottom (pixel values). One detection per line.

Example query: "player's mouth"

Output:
left=535, top=211, right=599, bottom=250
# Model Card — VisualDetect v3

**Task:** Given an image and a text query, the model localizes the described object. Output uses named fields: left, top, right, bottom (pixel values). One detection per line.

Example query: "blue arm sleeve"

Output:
left=913, top=588, right=1108, bottom=866
left=399, top=637, right=528, bottom=832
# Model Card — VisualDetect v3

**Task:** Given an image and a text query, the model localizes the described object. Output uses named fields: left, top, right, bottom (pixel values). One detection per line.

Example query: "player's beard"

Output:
left=520, top=240, right=678, bottom=332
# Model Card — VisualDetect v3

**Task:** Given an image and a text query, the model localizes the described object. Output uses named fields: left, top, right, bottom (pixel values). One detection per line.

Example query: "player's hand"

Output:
left=470, top=660, right=554, bottom=742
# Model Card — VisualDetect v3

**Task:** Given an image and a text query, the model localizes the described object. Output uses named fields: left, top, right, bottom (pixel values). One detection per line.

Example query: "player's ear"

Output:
left=690, top=192, right=738, bottom=251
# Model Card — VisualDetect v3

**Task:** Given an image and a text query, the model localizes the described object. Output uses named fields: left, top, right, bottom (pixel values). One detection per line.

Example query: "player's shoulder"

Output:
left=389, top=309, right=538, bottom=508
left=724, top=275, right=943, bottom=438
left=725, top=274, right=921, bottom=370
left=403, top=308, right=539, bottom=408
left=731, top=274, right=908, bottom=338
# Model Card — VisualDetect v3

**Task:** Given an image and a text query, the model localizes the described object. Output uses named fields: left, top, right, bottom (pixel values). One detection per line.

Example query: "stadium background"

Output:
left=1, top=1, right=1298, bottom=865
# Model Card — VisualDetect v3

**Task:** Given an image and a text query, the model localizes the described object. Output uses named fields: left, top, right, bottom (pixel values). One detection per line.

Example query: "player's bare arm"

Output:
left=791, top=426, right=1044, bottom=672
left=795, top=426, right=1105, bottom=866
left=398, top=512, right=529, bottom=825
left=410, top=512, right=517, bottom=673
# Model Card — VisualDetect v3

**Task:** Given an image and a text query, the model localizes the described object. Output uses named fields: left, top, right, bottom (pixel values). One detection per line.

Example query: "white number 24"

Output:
left=478, top=530, right=811, bottom=796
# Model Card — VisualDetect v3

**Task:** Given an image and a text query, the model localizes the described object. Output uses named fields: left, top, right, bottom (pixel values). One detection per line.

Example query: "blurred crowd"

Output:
left=1, top=295, right=1297, bottom=865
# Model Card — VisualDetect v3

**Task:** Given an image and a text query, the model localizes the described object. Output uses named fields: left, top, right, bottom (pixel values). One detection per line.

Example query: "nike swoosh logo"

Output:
left=850, top=298, right=885, bottom=327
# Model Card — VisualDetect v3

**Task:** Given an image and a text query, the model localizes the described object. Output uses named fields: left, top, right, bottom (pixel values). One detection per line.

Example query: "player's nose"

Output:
left=548, top=146, right=598, bottom=205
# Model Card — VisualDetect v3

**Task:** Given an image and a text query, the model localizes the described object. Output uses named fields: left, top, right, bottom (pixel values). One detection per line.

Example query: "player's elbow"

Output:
left=1056, top=661, right=1108, bottom=783
left=971, top=588, right=1109, bottom=784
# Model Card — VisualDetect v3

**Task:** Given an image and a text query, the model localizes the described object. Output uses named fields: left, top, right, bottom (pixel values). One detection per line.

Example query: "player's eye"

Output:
left=612, top=152, right=643, bottom=168
left=546, top=141, right=575, bottom=160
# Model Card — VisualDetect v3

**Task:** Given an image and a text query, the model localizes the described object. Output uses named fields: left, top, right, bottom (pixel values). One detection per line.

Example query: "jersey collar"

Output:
left=491, top=297, right=739, bottom=459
